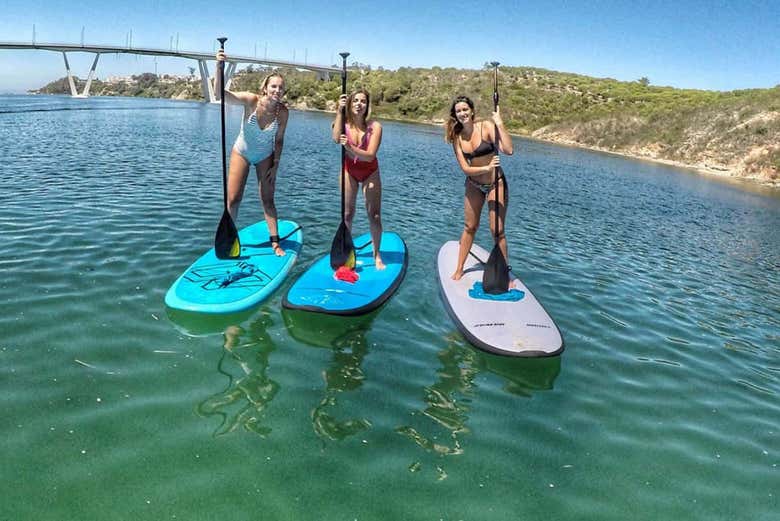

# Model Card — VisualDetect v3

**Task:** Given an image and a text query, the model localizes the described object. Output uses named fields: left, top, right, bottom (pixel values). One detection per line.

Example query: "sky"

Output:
left=0, top=0, right=778, bottom=93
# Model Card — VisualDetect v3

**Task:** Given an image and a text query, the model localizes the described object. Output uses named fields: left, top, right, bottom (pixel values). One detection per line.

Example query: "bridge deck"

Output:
left=0, top=41, right=340, bottom=74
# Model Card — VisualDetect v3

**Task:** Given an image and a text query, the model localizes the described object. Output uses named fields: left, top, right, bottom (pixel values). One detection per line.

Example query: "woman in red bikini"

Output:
left=331, top=89, right=385, bottom=270
left=445, top=95, right=514, bottom=281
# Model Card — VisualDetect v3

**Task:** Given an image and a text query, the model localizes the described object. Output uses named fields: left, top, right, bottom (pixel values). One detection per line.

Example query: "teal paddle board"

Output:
left=165, top=220, right=303, bottom=314
left=282, top=231, right=407, bottom=315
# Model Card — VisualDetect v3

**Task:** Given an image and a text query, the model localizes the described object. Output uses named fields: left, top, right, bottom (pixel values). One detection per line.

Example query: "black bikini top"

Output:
left=461, top=123, right=496, bottom=162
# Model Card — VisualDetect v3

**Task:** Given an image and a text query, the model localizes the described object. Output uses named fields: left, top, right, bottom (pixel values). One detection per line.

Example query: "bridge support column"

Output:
left=62, top=52, right=79, bottom=97
left=62, top=52, right=101, bottom=98
left=316, top=70, right=330, bottom=81
left=81, top=54, right=101, bottom=97
left=197, top=59, right=215, bottom=103
left=198, top=59, right=237, bottom=103
left=225, top=62, right=236, bottom=91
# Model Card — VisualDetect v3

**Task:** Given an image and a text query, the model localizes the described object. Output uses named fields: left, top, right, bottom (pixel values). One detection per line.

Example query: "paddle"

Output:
left=214, top=37, right=241, bottom=259
left=329, top=52, right=356, bottom=271
left=482, top=61, right=510, bottom=294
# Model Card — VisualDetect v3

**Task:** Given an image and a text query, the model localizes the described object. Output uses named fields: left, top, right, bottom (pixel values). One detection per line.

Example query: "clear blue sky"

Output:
left=1, top=0, right=778, bottom=93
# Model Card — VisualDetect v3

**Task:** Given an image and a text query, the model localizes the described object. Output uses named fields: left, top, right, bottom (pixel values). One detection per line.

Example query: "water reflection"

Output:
left=396, top=337, right=476, bottom=459
left=196, top=312, right=279, bottom=437
left=283, top=309, right=376, bottom=442
left=473, top=343, right=561, bottom=397
left=166, top=307, right=255, bottom=337
left=397, top=334, right=561, bottom=475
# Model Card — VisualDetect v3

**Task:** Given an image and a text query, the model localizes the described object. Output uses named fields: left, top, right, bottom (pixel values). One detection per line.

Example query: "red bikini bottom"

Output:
left=344, top=159, right=378, bottom=182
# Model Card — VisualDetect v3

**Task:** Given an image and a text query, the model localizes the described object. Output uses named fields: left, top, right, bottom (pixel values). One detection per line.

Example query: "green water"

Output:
left=1, top=95, right=778, bottom=520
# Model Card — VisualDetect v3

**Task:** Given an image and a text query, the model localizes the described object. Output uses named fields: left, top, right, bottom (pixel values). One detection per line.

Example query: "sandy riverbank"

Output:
left=275, top=101, right=780, bottom=190
left=521, top=134, right=780, bottom=189
left=394, top=112, right=779, bottom=189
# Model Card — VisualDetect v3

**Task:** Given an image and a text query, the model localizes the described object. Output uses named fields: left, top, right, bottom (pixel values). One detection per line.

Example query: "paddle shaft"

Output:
left=212, top=36, right=241, bottom=259
left=491, top=61, right=501, bottom=241
left=219, top=38, right=228, bottom=210
left=339, top=52, right=349, bottom=223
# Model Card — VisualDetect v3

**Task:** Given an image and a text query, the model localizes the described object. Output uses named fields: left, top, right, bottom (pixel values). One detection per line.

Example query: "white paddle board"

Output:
left=437, top=240, right=564, bottom=357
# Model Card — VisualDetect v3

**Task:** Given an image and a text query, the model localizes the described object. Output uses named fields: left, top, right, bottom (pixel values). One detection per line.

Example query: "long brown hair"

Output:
left=345, top=89, right=371, bottom=127
left=444, top=95, right=475, bottom=143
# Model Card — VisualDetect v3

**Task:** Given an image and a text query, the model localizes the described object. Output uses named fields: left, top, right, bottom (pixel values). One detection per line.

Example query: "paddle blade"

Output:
left=483, top=245, right=509, bottom=294
left=330, top=222, right=355, bottom=270
left=215, top=210, right=241, bottom=259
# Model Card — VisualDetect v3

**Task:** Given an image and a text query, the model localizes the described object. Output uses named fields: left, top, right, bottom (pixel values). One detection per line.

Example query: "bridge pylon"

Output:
left=62, top=51, right=101, bottom=98
left=198, top=59, right=237, bottom=103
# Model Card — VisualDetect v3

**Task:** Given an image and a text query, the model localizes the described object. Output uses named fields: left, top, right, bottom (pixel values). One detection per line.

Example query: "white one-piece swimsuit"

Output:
left=233, top=109, right=278, bottom=164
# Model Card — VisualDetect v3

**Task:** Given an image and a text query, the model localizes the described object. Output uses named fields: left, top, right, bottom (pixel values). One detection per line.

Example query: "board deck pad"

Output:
left=165, top=220, right=303, bottom=314
left=437, top=240, right=564, bottom=357
left=282, top=231, right=407, bottom=316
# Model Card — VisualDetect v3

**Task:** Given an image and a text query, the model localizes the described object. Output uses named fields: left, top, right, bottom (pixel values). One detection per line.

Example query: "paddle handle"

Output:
left=218, top=37, right=228, bottom=209
left=491, top=61, right=500, bottom=109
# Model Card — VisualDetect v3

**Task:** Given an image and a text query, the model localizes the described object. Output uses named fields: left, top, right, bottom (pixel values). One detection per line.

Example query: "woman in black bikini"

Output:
left=444, top=95, right=514, bottom=281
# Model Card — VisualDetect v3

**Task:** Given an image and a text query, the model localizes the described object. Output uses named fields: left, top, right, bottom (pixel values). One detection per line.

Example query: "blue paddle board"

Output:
left=282, top=231, right=407, bottom=315
left=165, top=220, right=303, bottom=314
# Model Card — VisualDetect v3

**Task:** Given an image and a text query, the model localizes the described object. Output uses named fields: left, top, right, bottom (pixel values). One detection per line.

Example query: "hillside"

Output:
left=34, top=73, right=202, bottom=100
left=35, top=65, right=780, bottom=184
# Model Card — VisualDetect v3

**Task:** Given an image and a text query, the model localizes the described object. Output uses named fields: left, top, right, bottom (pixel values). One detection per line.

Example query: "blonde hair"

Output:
left=260, top=72, right=285, bottom=96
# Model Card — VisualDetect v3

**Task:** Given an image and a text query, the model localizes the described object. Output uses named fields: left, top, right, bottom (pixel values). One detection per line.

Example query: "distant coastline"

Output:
left=295, top=106, right=761, bottom=184
left=291, top=105, right=778, bottom=188
left=514, top=131, right=777, bottom=188
left=31, top=65, right=780, bottom=188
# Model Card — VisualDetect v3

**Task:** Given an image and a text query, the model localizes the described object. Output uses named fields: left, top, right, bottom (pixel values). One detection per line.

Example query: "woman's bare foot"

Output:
left=375, top=255, right=386, bottom=270
left=451, top=269, right=464, bottom=281
left=272, top=243, right=286, bottom=256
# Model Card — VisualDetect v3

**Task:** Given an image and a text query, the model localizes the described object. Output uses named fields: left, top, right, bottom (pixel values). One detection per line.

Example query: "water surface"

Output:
left=1, top=95, right=778, bottom=520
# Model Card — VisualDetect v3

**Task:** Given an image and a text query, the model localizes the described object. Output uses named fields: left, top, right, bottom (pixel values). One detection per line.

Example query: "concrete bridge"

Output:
left=0, top=41, right=340, bottom=102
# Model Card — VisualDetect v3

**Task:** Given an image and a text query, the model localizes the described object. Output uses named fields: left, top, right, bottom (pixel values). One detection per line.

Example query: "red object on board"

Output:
left=334, top=266, right=359, bottom=283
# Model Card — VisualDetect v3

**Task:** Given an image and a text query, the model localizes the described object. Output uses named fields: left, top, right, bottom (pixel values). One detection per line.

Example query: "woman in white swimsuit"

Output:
left=215, top=50, right=290, bottom=256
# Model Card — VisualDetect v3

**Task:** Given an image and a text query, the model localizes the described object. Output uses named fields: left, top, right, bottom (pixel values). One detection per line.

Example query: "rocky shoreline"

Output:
left=33, top=66, right=780, bottom=189
left=525, top=134, right=780, bottom=188
left=290, top=101, right=780, bottom=189
left=291, top=101, right=778, bottom=189
left=25, top=92, right=780, bottom=189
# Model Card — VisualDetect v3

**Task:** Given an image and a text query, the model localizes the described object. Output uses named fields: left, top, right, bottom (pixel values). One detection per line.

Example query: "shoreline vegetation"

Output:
left=32, top=64, right=780, bottom=187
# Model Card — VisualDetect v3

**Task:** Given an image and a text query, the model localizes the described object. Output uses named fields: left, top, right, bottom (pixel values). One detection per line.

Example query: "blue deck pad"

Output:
left=469, top=281, right=526, bottom=301
left=282, top=231, right=407, bottom=316
left=165, top=220, right=303, bottom=314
